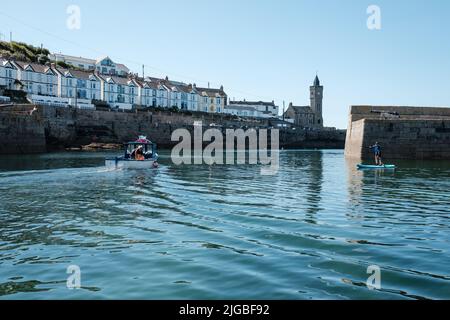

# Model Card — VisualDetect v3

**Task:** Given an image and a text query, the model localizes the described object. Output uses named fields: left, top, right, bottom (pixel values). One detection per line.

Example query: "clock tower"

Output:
left=310, top=75, right=324, bottom=127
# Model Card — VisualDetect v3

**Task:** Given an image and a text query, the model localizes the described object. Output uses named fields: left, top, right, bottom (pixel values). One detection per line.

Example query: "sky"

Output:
left=1, top=0, right=449, bottom=129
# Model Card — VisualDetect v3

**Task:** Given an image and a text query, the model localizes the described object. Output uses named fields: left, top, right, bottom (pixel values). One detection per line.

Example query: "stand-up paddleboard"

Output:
left=357, top=164, right=396, bottom=169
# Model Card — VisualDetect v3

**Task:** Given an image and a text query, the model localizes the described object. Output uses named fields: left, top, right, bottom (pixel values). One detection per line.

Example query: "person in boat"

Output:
left=135, top=146, right=145, bottom=161
left=369, top=142, right=384, bottom=166
left=130, top=145, right=145, bottom=161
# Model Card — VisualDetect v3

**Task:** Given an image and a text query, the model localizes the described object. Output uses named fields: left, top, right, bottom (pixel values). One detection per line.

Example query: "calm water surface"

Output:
left=0, top=150, right=449, bottom=299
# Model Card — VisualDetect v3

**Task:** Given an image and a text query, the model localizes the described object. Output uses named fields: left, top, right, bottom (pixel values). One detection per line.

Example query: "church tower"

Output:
left=310, top=75, right=323, bottom=127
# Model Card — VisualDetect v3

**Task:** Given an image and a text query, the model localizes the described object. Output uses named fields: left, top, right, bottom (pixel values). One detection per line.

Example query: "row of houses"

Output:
left=0, top=57, right=228, bottom=112
left=1, top=52, right=287, bottom=119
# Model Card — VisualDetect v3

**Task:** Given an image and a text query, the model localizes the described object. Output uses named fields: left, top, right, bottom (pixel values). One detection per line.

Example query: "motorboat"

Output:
left=105, top=136, right=159, bottom=169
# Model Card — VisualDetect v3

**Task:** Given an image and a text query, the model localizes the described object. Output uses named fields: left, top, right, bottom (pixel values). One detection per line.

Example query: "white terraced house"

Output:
left=99, top=75, right=139, bottom=109
left=0, top=58, right=18, bottom=90
left=137, top=78, right=157, bottom=107
left=155, top=82, right=169, bottom=108
left=54, top=68, right=101, bottom=101
left=186, top=84, right=199, bottom=111
left=174, top=83, right=191, bottom=110
left=153, top=78, right=195, bottom=110
left=12, top=61, right=57, bottom=96
left=136, top=79, right=199, bottom=111
left=167, top=83, right=183, bottom=109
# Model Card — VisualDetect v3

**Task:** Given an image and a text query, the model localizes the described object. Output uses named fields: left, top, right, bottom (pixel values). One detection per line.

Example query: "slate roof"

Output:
left=288, top=105, right=314, bottom=114
left=13, top=61, right=54, bottom=74
left=54, top=67, right=100, bottom=81
left=98, top=74, right=139, bottom=86
left=196, top=86, right=226, bottom=97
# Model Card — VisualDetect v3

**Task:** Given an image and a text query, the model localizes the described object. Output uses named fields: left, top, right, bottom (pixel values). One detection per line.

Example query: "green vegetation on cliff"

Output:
left=0, top=41, right=85, bottom=70
left=0, top=41, right=50, bottom=64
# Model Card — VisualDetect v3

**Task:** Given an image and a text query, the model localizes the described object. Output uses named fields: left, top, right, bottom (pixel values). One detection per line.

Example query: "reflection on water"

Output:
left=0, top=150, right=449, bottom=300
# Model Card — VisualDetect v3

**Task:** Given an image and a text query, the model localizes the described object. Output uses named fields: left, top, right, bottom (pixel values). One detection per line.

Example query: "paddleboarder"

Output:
left=369, top=142, right=384, bottom=166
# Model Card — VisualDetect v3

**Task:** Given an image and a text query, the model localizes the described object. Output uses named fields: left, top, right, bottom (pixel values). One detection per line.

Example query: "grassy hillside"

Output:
left=0, top=41, right=84, bottom=70
left=0, top=41, right=50, bottom=64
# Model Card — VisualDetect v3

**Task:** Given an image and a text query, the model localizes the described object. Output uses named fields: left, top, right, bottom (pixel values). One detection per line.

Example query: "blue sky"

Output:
left=1, top=0, right=449, bottom=128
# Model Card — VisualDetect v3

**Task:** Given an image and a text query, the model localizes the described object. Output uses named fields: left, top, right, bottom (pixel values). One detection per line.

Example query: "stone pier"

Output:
left=345, top=105, right=450, bottom=160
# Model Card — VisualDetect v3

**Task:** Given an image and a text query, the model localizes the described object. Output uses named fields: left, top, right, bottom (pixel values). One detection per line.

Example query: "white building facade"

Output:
left=55, top=68, right=101, bottom=101
left=2, top=55, right=229, bottom=113
left=49, top=54, right=129, bottom=77
left=226, top=100, right=279, bottom=118
left=99, top=75, right=139, bottom=109
left=137, top=80, right=157, bottom=107
left=12, top=61, right=57, bottom=97
left=0, top=58, right=18, bottom=90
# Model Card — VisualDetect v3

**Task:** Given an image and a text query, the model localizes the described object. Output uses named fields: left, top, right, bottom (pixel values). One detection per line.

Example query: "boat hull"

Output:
left=105, top=158, right=158, bottom=169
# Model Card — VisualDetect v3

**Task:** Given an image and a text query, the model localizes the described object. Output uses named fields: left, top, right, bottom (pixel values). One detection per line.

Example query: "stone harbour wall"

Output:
left=0, top=110, right=46, bottom=154
left=0, top=104, right=346, bottom=154
left=345, top=106, right=450, bottom=160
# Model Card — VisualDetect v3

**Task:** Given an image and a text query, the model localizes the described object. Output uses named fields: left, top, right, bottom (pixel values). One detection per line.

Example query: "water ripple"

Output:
left=0, top=150, right=449, bottom=299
